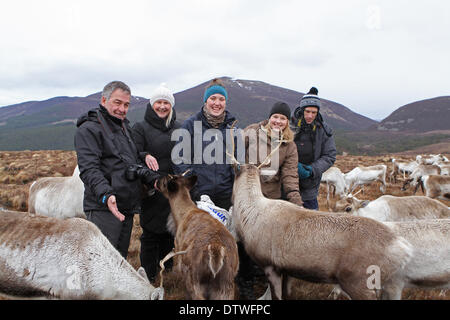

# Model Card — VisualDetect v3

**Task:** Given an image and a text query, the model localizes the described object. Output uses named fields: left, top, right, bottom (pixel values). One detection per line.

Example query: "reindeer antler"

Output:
left=348, top=188, right=363, bottom=198
left=181, top=169, right=191, bottom=176
left=225, top=120, right=240, bottom=165
left=257, top=140, right=285, bottom=170
left=158, top=249, right=187, bottom=289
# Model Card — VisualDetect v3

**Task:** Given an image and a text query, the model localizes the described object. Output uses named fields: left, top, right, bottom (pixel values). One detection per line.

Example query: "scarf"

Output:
left=202, top=106, right=226, bottom=128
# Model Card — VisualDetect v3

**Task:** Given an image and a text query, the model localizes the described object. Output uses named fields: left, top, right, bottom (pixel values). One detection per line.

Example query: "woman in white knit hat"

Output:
left=131, top=83, right=180, bottom=282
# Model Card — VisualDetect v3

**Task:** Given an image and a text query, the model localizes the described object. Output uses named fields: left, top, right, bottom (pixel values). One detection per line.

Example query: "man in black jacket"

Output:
left=74, top=81, right=160, bottom=258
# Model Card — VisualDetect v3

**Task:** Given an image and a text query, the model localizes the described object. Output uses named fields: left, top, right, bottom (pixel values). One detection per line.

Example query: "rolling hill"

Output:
left=0, top=77, right=376, bottom=151
left=374, top=96, right=450, bottom=132
left=0, top=77, right=448, bottom=154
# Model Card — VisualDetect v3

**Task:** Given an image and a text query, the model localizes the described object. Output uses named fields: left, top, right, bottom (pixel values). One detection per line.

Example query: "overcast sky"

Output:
left=1, top=0, right=449, bottom=120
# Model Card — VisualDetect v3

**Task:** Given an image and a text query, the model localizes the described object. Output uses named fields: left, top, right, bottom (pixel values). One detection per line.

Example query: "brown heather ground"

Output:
left=0, top=150, right=449, bottom=300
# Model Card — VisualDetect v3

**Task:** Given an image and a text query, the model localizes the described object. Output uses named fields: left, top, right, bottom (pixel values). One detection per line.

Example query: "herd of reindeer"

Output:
left=0, top=151, right=449, bottom=300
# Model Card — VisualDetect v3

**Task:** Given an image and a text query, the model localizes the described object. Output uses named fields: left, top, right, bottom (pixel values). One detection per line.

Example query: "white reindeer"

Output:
left=0, top=210, right=163, bottom=300
left=331, top=193, right=450, bottom=299
left=417, top=154, right=449, bottom=165
left=331, top=218, right=450, bottom=300
left=333, top=194, right=450, bottom=222
left=28, top=166, right=85, bottom=219
left=390, top=159, right=418, bottom=183
left=320, top=166, right=347, bottom=206
left=344, top=164, right=387, bottom=194
left=380, top=219, right=450, bottom=299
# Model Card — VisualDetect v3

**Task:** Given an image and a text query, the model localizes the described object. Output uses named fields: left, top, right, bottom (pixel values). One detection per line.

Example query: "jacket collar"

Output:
left=99, top=104, right=128, bottom=127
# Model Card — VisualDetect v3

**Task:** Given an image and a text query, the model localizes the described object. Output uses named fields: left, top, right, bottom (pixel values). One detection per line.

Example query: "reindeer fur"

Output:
left=157, top=175, right=239, bottom=300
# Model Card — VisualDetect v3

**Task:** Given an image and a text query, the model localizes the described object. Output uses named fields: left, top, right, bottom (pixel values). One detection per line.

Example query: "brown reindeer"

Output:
left=224, top=126, right=413, bottom=300
left=157, top=174, right=239, bottom=300
left=231, top=164, right=414, bottom=300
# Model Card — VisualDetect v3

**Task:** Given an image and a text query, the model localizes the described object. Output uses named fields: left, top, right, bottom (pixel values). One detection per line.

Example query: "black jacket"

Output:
left=132, top=104, right=180, bottom=176
left=131, top=104, right=180, bottom=233
left=74, top=105, right=159, bottom=215
left=292, top=116, right=337, bottom=201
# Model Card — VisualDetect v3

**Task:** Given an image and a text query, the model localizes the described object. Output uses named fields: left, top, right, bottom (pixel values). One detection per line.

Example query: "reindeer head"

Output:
left=401, top=178, right=414, bottom=191
left=226, top=119, right=283, bottom=203
left=157, top=173, right=198, bottom=199
left=332, top=192, right=369, bottom=214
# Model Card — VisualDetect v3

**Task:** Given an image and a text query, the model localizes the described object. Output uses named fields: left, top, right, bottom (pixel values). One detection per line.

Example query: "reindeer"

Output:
left=417, top=154, right=449, bottom=165
left=329, top=217, right=450, bottom=300
left=0, top=210, right=163, bottom=300
left=344, top=164, right=387, bottom=194
left=380, top=219, right=450, bottom=299
left=28, top=166, right=85, bottom=219
left=332, top=194, right=450, bottom=222
left=331, top=194, right=450, bottom=299
left=419, top=175, right=450, bottom=200
left=437, top=163, right=450, bottom=176
left=320, top=166, right=347, bottom=207
left=401, top=164, right=441, bottom=194
left=157, top=174, right=239, bottom=300
left=225, top=128, right=412, bottom=300
left=390, top=159, right=418, bottom=183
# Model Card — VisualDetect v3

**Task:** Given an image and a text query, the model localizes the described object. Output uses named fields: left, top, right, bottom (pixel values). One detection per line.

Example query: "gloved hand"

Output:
left=297, top=163, right=312, bottom=179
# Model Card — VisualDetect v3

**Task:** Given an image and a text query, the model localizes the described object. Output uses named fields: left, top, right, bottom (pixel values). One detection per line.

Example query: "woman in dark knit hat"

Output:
left=238, top=101, right=303, bottom=299
left=244, top=101, right=303, bottom=206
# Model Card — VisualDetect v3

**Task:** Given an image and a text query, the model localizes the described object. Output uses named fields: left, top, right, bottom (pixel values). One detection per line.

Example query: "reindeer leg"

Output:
left=281, top=275, right=295, bottom=300
left=380, top=279, right=404, bottom=300
left=264, top=266, right=283, bottom=300
left=413, top=181, right=420, bottom=195
left=339, top=282, right=377, bottom=300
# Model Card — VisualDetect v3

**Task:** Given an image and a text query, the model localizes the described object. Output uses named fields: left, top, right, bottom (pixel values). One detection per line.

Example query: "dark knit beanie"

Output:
left=269, top=101, right=291, bottom=120
left=300, top=87, right=321, bottom=110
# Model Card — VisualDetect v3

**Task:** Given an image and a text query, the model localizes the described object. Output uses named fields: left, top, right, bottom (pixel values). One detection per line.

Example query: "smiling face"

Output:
left=152, top=99, right=172, bottom=119
left=204, top=93, right=226, bottom=117
left=101, top=88, right=130, bottom=120
left=269, top=113, right=288, bottom=132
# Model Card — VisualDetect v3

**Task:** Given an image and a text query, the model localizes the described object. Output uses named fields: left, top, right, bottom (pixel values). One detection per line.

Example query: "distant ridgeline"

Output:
left=0, top=78, right=449, bottom=155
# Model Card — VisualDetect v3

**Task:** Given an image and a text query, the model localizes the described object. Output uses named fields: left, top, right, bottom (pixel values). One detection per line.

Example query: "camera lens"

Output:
left=125, top=165, right=138, bottom=181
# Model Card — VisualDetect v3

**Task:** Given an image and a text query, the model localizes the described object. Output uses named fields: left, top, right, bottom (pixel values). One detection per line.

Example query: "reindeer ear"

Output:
left=168, top=179, right=178, bottom=193
left=186, top=175, right=197, bottom=190
left=360, top=200, right=370, bottom=208
left=137, top=267, right=149, bottom=281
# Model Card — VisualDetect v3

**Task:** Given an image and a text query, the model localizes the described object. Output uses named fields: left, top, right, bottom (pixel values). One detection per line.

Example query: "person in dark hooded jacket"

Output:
left=172, top=78, right=238, bottom=210
left=292, top=87, right=337, bottom=210
left=131, top=83, right=180, bottom=281
left=74, top=81, right=160, bottom=258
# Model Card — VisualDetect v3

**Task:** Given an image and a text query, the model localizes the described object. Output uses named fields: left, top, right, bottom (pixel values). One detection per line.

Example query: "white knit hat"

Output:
left=149, top=83, right=175, bottom=107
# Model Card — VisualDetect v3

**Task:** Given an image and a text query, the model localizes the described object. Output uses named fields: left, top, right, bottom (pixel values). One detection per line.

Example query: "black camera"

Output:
left=125, top=164, right=150, bottom=182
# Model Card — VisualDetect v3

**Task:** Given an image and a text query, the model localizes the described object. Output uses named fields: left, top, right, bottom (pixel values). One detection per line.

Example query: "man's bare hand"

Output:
left=145, top=154, right=159, bottom=171
left=107, top=195, right=125, bottom=222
